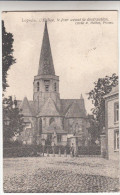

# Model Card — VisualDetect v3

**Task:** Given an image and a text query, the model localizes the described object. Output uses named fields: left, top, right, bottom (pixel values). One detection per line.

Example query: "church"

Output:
left=17, top=22, right=90, bottom=147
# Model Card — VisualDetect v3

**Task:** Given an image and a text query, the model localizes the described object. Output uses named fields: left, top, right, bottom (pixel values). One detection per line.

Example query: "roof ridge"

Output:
left=37, top=97, right=60, bottom=117
left=64, top=101, right=74, bottom=115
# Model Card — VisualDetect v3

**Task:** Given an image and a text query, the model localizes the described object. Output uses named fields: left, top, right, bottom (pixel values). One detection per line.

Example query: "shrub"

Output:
left=78, top=146, right=101, bottom=155
left=3, top=145, right=42, bottom=158
left=3, top=145, right=71, bottom=158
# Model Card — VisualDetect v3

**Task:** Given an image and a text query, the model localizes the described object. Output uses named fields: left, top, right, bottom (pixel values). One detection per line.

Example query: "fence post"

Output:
left=58, top=148, right=61, bottom=157
left=64, top=149, right=67, bottom=157
left=52, top=146, right=55, bottom=157
left=43, top=145, right=44, bottom=157
left=41, top=138, right=45, bottom=157
left=47, top=147, right=49, bottom=157
left=70, top=150, right=73, bottom=157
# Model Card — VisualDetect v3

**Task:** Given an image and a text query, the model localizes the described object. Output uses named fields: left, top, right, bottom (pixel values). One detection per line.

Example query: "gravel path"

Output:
left=3, top=156, right=119, bottom=193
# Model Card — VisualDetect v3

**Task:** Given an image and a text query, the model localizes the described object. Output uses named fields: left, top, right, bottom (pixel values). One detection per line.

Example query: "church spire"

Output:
left=38, top=21, right=55, bottom=75
left=80, top=93, right=83, bottom=99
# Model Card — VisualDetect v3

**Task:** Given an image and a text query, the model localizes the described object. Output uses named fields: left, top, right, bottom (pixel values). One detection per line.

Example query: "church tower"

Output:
left=33, top=22, right=60, bottom=112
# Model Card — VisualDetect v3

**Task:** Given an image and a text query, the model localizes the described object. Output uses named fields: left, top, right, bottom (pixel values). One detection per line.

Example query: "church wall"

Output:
left=61, top=135, right=67, bottom=142
left=65, top=118, right=83, bottom=134
left=64, top=117, right=89, bottom=145
left=40, top=133, right=68, bottom=146
left=41, top=134, right=47, bottom=140
left=37, top=116, right=64, bottom=132
left=20, top=116, right=36, bottom=145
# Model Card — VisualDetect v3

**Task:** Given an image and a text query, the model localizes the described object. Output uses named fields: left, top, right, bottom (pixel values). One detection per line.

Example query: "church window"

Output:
left=62, top=118, right=64, bottom=129
left=54, top=83, right=57, bottom=91
left=114, top=102, right=119, bottom=122
left=39, top=118, right=42, bottom=135
left=44, top=80, right=50, bottom=92
left=75, top=123, right=79, bottom=133
left=79, top=126, right=82, bottom=132
left=57, top=134, right=62, bottom=143
left=114, top=130, right=119, bottom=151
left=47, top=134, right=52, bottom=142
left=46, top=86, right=49, bottom=91
left=25, top=129, right=30, bottom=137
left=46, top=134, right=52, bottom=145
left=25, top=122, right=31, bottom=128
left=37, top=82, right=39, bottom=92
left=49, top=117, right=55, bottom=125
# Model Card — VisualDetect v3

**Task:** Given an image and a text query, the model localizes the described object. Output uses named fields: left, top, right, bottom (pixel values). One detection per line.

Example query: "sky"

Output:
left=2, top=11, right=118, bottom=114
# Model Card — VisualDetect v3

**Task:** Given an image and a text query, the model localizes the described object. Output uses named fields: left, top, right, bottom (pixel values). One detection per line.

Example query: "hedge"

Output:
left=3, top=145, right=70, bottom=158
left=78, top=146, right=101, bottom=155
left=3, top=145, right=100, bottom=158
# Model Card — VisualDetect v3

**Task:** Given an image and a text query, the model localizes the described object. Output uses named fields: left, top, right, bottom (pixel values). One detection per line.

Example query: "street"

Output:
left=3, top=156, right=119, bottom=193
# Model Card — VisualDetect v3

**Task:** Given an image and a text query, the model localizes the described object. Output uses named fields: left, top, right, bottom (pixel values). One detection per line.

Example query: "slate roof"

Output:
left=60, top=99, right=86, bottom=117
left=19, top=97, right=34, bottom=117
left=65, top=100, right=86, bottom=118
left=28, top=101, right=36, bottom=115
left=60, top=99, right=78, bottom=115
left=17, top=99, right=36, bottom=116
left=17, top=97, right=86, bottom=118
left=38, top=21, right=55, bottom=76
left=37, top=97, right=60, bottom=117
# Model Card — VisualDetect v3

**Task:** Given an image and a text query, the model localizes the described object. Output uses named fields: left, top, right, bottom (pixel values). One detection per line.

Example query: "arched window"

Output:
left=62, top=118, right=64, bottom=129
left=44, top=80, right=50, bottom=92
left=54, top=83, right=57, bottom=92
left=49, top=117, right=55, bottom=125
left=37, top=82, right=39, bottom=92
left=39, top=118, right=42, bottom=135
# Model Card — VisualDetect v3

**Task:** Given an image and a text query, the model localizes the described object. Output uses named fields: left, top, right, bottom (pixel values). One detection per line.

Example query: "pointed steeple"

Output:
left=38, top=21, right=55, bottom=75
left=20, top=97, right=33, bottom=116
left=80, top=93, right=83, bottom=99
left=80, top=94, right=86, bottom=113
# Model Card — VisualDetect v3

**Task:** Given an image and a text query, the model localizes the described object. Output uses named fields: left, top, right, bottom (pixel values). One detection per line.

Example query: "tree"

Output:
left=87, top=115, right=99, bottom=144
left=2, top=20, right=16, bottom=91
left=88, top=73, right=118, bottom=135
left=3, top=96, right=24, bottom=146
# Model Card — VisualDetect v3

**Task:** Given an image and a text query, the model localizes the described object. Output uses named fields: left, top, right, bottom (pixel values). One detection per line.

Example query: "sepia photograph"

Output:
left=2, top=11, right=119, bottom=193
